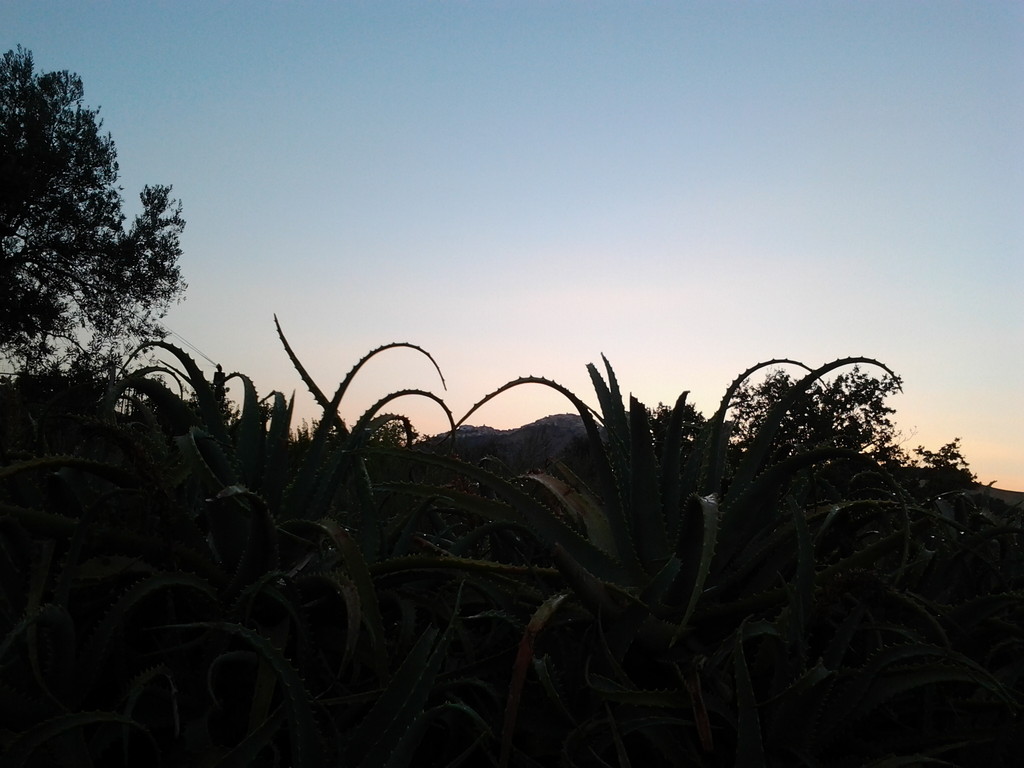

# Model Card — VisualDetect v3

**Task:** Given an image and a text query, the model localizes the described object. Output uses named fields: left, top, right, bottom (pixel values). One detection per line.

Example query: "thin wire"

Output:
left=157, top=324, right=217, bottom=366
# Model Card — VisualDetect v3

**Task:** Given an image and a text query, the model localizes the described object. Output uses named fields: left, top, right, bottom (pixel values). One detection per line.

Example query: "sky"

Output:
left=5, top=1, right=1022, bottom=489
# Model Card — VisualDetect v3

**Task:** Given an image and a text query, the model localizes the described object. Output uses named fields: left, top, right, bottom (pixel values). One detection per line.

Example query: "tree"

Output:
left=727, top=365, right=907, bottom=466
left=0, top=46, right=186, bottom=375
left=725, top=365, right=979, bottom=498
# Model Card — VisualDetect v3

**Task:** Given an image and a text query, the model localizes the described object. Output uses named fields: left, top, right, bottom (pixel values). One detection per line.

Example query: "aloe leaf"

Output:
left=521, top=472, right=617, bottom=556
left=587, top=357, right=628, bottom=457
left=671, top=494, right=720, bottom=643
left=261, top=390, right=294, bottom=513
left=823, top=601, right=868, bottom=670
left=296, top=519, right=390, bottom=682
left=387, top=700, right=493, bottom=768
left=717, top=446, right=869, bottom=565
left=700, top=358, right=809, bottom=494
left=274, top=314, right=344, bottom=431
left=282, top=430, right=354, bottom=523
left=500, top=592, right=569, bottom=768
left=660, top=390, right=692, bottom=543
left=0, top=455, right=139, bottom=488
left=231, top=373, right=265, bottom=487
left=282, top=411, right=350, bottom=520
left=213, top=705, right=288, bottom=768
left=103, top=371, right=199, bottom=433
left=733, top=622, right=767, bottom=768
left=76, top=572, right=218, bottom=703
left=819, top=643, right=1011, bottom=739
left=534, top=654, right=576, bottom=725
left=248, top=617, right=291, bottom=736
left=456, top=374, right=634, bottom=570
left=351, top=588, right=462, bottom=768
left=1, top=500, right=227, bottom=587
left=788, top=496, right=814, bottom=666
left=177, top=622, right=323, bottom=768
left=331, top=340, right=446, bottom=418
left=351, top=454, right=382, bottom=562
left=175, top=427, right=238, bottom=491
left=348, top=389, right=455, bottom=441
left=448, top=518, right=536, bottom=559
left=584, top=672, right=687, bottom=708
left=300, top=572, right=362, bottom=675
left=3, top=711, right=156, bottom=768
left=216, top=486, right=280, bottom=596
left=372, top=448, right=630, bottom=584
left=761, top=659, right=834, bottom=754
left=628, top=396, right=669, bottom=572
left=0, top=603, right=74, bottom=710
left=133, top=340, right=232, bottom=443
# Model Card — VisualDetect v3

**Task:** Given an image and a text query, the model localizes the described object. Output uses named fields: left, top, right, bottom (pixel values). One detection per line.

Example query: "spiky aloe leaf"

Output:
left=584, top=670, right=688, bottom=709
left=212, top=705, right=287, bottom=768
left=348, top=389, right=454, bottom=442
left=818, top=642, right=1014, bottom=741
left=348, top=587, right=462, bottom=768
left=0, top=455, right=139, bottom=488
left=297, top=572, right=362, bottom=676
left=261, top=390, right=293, bottom=513
left=786, top=496, right=815, bottom=667
left=716, top=446, right=872, bottom=569
left=175, top=427, right=238, bottom=491
left=670, top=494, right=720, bottom=644
left=456, top=374, right=636, bottom=572
left=534, top=654, right=576, bottom=725
left=372, top=448, right=631, bottom=585
left=586, top=357, right=630, bottom=499
left=521, top=471, right=617, bottom=556
left=500, top=592, right=569, bottom=768
left=760, top=659, right=834, bottom=757
left=628, top=396, right=669, bottom=572
left=274, top=314, right=343, bottom=431
left=2, top=711, right=157, bottom=768
left=275, top=314, right=448, bottom=433
left=213, top=485, right=280, bottom=597
left=76, top=572, right=218, bottom=704
left=130, top=340, right=233, bottom=443
left=287, top=519, right=390, bottom=683
left=694, top=359, right=809, bottom=495
left=392, top=700, right=494, bottom=768
left=0, top=501, right=227, bottom=587
left=102, top=368, right=199, bottom=434
left=172, top=621, right=323, bottom=768
left=0, top=603, right=75, bottom=711
left=862, top=757, right=956, bottom=767
left=734, top=620, right=775, bottom=768
left=230, top=372, right=265, bottom=488
left=660, top=390, right=693, bottom=544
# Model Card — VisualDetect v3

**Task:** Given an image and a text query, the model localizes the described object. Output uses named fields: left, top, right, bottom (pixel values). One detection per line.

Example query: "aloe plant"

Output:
left=0, top=333, right=513, bottom=766
left=2, top=336, right=1020, bottom=765
left=372, top=356, right=1022, bottom=764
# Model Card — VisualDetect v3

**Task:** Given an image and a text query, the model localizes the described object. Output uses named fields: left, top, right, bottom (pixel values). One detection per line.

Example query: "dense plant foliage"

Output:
left=1, top=330, right=1020, bottom=766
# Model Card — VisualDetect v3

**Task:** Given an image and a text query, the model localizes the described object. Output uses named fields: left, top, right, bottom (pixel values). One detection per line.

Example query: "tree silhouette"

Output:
left=0, top=46, right=186, bottom=374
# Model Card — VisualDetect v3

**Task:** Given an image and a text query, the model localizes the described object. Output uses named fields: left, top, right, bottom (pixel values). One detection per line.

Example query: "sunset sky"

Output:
left=6, top=1, right=1022, bottom=489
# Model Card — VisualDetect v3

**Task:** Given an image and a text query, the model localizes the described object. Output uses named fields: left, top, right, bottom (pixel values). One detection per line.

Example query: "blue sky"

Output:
left=6, top=1, right=1022, bottom=488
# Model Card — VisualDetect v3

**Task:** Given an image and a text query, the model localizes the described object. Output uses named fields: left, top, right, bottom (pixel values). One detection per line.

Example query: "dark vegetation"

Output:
left=1, top=48, right=1021, bottom=767
left=1, top=46, right=186, bottom=377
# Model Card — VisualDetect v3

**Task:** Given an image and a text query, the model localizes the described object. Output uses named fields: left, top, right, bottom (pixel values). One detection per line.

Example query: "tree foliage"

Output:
left=724, top=365, right=977, bottom=497
left=0, top=46, right=186, bottom=374
left=727, top=364, right=905, bottom=463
